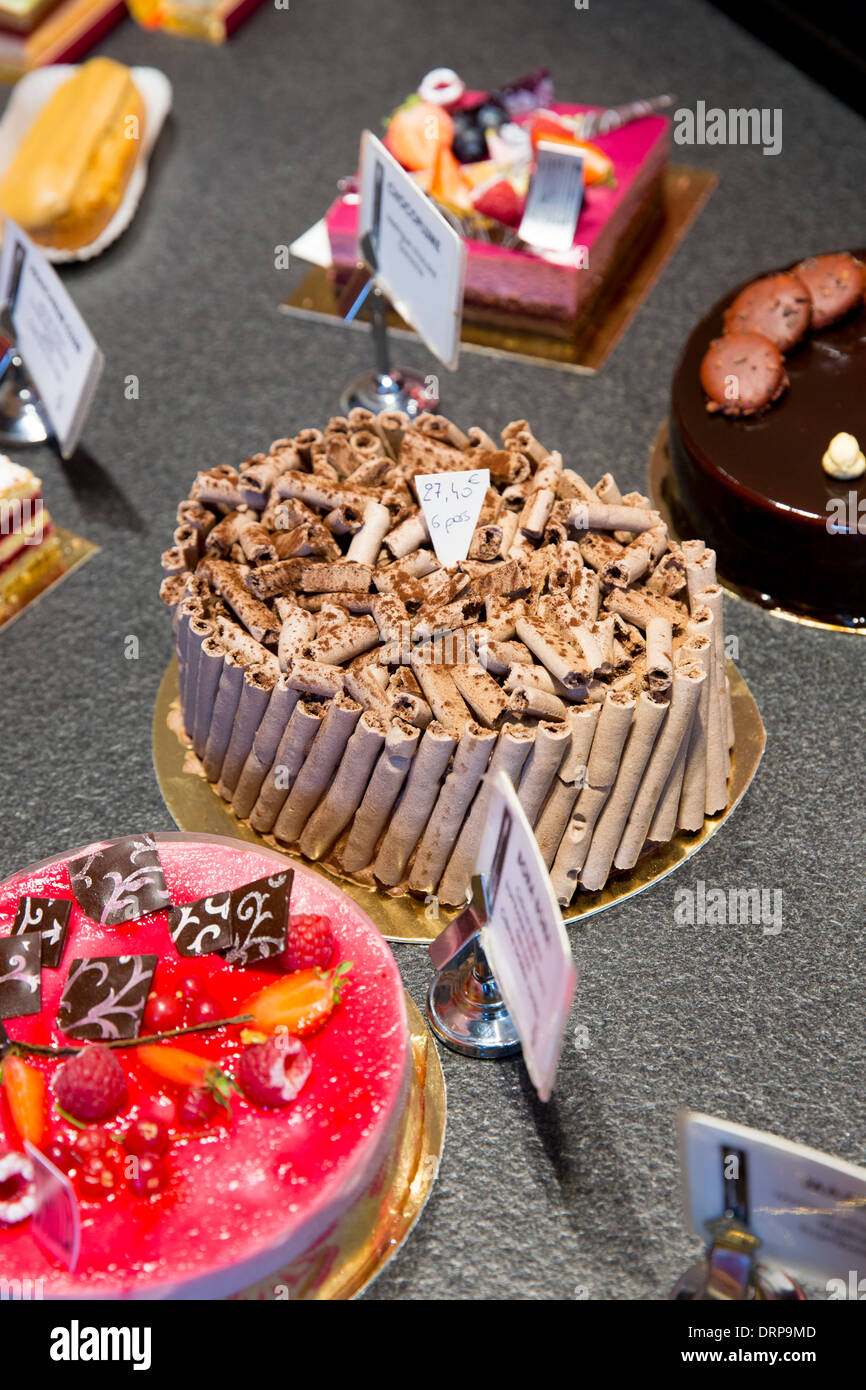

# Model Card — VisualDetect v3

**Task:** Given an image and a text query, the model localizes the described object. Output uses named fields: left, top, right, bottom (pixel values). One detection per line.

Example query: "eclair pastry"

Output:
left=0, top=58, right=145, bottom=251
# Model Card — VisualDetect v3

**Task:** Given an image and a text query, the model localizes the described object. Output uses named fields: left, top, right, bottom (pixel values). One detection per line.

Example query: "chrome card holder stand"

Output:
left=339, top=232, right=439, bottom=418
left=426, top=874, right=521, bottom=1059
left=0, top=242, right=50, bottom=448
left=0, top=347, right=50, bottom=448
left=671, top=1148, right=806, bottom=1300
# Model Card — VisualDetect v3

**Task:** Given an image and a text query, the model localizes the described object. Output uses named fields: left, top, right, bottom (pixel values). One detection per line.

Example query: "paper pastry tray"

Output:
left=154, top=656, right=766, bottom=943
left=233, top=993, right=445, bottom=1301
left=0, top=66, right=173, bottom=264
left=648, top=420, right=866, bottom=635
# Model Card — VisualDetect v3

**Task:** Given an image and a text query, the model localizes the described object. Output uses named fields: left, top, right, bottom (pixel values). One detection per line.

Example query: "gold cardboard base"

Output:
left=154, top=657, right=765, bottom=943
left=234, top=994, right=446, bottom=1301
left=648, top=420, right=866, bottom=635
left=280, top=166, right=717, bottom=375
left=0, top=526, right=98, bottom=631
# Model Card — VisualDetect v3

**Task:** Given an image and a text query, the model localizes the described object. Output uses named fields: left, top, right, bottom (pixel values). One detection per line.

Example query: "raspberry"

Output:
left=238, top=1034, right=311, bottom=1109
left=283, top=914, right=334, bottom=973
left=54, top=1045, right=127, bottom=1123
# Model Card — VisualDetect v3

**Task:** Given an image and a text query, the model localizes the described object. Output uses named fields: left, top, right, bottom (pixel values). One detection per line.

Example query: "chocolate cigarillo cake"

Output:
left=160, top=411, right=737, bottom=907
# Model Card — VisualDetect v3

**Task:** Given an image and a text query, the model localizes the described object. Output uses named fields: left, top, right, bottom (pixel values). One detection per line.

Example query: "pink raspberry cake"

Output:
left=0, top=833, right=410, bottom=1299
left=325, top=103, right=669, bottom=341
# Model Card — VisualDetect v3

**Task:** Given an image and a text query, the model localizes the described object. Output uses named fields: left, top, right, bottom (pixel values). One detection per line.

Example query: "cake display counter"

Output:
left=1, top=0, right=865, bottom=1319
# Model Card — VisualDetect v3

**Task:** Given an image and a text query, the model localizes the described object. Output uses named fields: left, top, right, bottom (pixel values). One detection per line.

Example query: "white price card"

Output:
left=678, top=1109, right=866, bottom=1284
left=0, top=222, right=104, bottom=458
left=25, top=1140, right=81, bottom=1272
left=476, top=769, right=577, bottom=1101
left=357, top=131, right=467, bottom=370
left=415, top=467, right=489, bottom=568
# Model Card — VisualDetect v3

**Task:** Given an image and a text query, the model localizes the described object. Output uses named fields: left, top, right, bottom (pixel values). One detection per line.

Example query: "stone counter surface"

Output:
left=1, top=0, right=864, bottom=1300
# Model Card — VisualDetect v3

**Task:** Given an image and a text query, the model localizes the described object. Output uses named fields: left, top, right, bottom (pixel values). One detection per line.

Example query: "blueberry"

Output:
left=452, top=126, right=488, bottom=164
left=475, top=100, right=508, bottom=132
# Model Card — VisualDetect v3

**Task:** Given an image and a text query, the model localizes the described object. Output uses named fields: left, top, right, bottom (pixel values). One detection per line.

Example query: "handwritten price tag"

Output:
left=414, top=467, right=489, bottom=568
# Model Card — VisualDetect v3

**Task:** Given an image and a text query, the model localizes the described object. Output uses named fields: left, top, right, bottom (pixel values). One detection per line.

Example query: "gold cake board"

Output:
left=154, top=656, right=765, bottom=944
left=280, top=166, right=717, bottom=374
left=234, top=994, right=446, bottom=1301
left=649, top=420, right=866, bottom=635
left=0, top=526, right=98, bottom=631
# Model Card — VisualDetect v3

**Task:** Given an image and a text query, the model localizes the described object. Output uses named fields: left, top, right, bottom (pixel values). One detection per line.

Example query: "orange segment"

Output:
left=430, top=145, right=473, bottom=212
left=136, top=1044, right=212, bottom=1088
left=3, top=1056, right=46, bottom=1147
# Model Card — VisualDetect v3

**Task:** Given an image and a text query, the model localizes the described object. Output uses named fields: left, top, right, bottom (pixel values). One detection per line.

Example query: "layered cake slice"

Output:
left=0, top=456, right=60, bottom=611
left=160, top=411, right=738, bottom=907
left=0, top=835, right=410, bottom=1298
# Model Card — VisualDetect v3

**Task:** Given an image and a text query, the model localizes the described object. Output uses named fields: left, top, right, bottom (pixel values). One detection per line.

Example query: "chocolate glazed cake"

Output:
left=669, top=251, right=866, bottom=624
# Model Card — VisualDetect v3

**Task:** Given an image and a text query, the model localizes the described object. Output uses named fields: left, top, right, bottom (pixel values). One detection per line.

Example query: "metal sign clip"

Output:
left=339, top=231, right=439, bottom=417
left=0, top=244, right=50, bottom=447
left=426, top=874, right=521, bottom=1059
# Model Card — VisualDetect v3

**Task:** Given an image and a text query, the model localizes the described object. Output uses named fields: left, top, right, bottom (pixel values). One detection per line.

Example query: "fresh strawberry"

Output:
left=283, top=913, right=335, bottom=973
left=384, top=97, right=454, bottom=171
left=246, top=962, right=352, bottom=1037
left=137, top=1045, right=239, bottom=1116
left=472, top=177, right=523, bottom=226
left=2, top=1056, right=46, bottom=1146
left=54, top=1045, right=126, bottom=1124
left=238, top=1034, right=311, bottom=1108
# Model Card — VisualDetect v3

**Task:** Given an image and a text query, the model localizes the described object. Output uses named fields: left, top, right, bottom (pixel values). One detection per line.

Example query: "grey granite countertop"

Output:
left=1, top=0, right=864, bottom=1301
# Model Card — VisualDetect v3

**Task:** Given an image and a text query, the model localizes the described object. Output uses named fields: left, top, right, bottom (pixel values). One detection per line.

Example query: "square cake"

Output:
left=325, top=104, right=670, bottom=341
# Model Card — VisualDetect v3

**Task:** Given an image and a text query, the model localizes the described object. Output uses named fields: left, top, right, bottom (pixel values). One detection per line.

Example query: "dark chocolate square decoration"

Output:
left=57, top=954, right=157, bottom=1041
left=12, top=897, right=72, bottom=969
left=67, top=835, right=171, bottom=926
left=224, top=870, right=293, bottom=968
left=168, top=891, right=233, bottom=957
left=0, top=932, right=42, bottom=1019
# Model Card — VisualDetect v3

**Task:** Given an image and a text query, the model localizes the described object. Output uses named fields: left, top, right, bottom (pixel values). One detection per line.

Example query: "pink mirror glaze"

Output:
left=0, top=835, right=409, bottom=1299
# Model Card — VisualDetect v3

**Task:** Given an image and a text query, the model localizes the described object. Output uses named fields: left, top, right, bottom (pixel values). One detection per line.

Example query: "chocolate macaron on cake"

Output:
left=670, top=251, right=866, bottom=623
left=161, top=411, right=739, bottom=907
